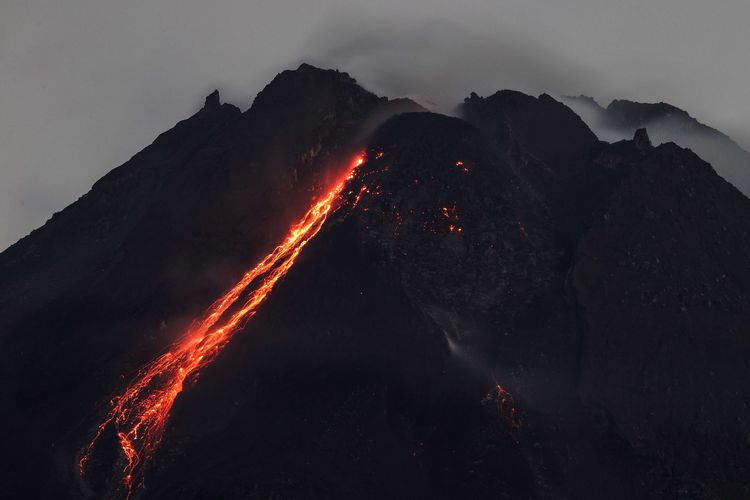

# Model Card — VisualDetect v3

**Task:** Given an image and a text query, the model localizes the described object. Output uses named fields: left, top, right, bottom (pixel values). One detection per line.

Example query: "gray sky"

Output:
left=1, top=0, right=748, bottom=251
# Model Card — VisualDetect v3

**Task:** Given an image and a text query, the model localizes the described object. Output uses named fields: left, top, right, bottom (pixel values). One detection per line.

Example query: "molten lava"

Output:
left=494, top=383, right=519, bottom=427
left=80, top=154, right=366, bottom=498
left=482, top=383, right=520, bottom=430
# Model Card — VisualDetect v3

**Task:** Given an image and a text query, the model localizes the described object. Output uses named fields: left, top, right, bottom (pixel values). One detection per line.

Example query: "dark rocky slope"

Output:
left=1, top=66, right=749, bottom=499
left=466, top=89, right=750, bottom=498
left=145, top=113, right=548, bottom=499
left=574, top=143, right=750, bottom=499
left=462, top=91, right=610, bottom=243
left=0, top=64, right=421, bottom=498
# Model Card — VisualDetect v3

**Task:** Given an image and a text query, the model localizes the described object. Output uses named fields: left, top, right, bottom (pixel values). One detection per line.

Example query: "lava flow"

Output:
left=80, top=154, right=366, bottom=498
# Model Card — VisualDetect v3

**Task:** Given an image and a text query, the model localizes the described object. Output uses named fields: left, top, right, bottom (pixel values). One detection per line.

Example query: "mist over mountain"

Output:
left=4, top=2, right=749, bottom=253
left=562, top=95, right=750, bottom=196
left=2, top=64, right=750, bottom=499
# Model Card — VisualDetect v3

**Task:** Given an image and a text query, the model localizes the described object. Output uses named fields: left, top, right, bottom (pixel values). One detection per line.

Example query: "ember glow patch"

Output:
left=80, top=154, right=365, bottom=498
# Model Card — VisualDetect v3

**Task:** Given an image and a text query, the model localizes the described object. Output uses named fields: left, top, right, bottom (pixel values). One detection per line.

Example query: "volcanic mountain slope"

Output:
left=0, top=64, right=422, bottom=497
left=574, top=143, right=750, bottom=498
left=561, top=95, right=750, bottom=197
left=0, top=91, right=241, bottom=333
left=140, top=112, right=553, bottom=499
left=462, top=90, right=618, bottom=243
left=466, top=89, right=750, bottom=498
left=2, top=64, right=750, bottom=499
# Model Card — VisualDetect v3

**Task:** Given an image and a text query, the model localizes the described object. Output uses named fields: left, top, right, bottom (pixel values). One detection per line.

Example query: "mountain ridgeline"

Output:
left=561, top=95, right=750, bottom=197
left=1, top=64, right=749, bottom=499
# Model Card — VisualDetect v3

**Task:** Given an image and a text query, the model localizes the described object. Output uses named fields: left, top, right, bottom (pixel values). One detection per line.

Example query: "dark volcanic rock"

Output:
left=203, top=89, right=221, bottom=111
left=465, top=92, right=750, bottom=497
left=574, top=143, right=750, bottom=499
left=354, top=113, right=560, bottom=328
left=146, top=112, right=545, bottom=499
left=462, top=90, right=607, bottom=242
left=0, top=92, right=241, bottom=332
left=462, top=90, right=599, bottom=181
left=633, top=128, right=653, bottom=154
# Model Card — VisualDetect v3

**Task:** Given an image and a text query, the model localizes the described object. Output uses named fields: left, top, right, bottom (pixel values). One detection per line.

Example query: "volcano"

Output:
left=2, top=64, right=750, bottom=499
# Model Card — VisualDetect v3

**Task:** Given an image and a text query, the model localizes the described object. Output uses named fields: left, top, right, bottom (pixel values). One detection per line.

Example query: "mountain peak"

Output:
left=605, top=99, right=690, bottom=127
left=633, top=127, right=653, bottom=153
left=296, top=62, right=320, bottom=72
left=247, top=62, right=380, bottom=123
left=291, top=62, right=353, bottom=82
left=203, top=89, right=221, bottom=111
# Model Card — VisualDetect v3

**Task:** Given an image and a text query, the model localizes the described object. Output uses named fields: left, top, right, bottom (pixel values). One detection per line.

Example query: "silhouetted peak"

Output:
left=248, top=63, right=378, bottom=118
left=633, top=127, right=653, bottom=153
left=203, top=89, right=221, bottom=111
left=296, top=62, right=321, bottom=72
left=287, top=62, right=356, bottom=84
left=605, top=99, right=692, bottom=128
left=462, top=88, right=599, bottom=179
left=486, top=89, right=536, bottom=106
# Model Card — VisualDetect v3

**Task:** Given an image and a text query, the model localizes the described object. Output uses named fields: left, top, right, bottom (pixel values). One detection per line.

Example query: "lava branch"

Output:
left=80, top=154, right=366, bottom=498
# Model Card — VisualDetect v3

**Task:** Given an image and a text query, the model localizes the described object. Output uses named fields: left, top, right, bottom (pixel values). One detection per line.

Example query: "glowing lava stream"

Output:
left=80, top=154, right=366, bottom=497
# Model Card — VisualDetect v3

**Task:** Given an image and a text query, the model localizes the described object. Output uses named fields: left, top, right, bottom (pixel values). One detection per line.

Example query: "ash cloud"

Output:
left=1, top=0, right=748, bottom=251
left=303, top=14, right=600, bottom=114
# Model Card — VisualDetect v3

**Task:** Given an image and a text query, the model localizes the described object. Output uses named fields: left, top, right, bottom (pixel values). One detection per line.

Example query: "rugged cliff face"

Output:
left=574, top=143, right=750, bottom=498
left=1, top=65, right=749, bottom=499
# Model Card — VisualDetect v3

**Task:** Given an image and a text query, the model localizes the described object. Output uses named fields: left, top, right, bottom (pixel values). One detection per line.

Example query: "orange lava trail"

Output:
left=80, top=154, right=365, bottom=498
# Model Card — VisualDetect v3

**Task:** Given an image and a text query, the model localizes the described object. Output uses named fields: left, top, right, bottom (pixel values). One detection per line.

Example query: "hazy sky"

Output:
left=1, top=0, right=748, bottom=250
